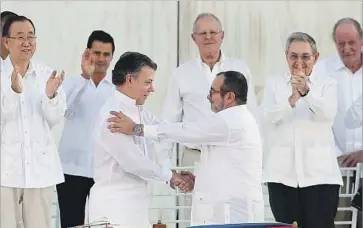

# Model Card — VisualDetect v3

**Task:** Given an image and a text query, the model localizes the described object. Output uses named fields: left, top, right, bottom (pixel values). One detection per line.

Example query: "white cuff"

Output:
left=143, top=125, right=159, bottom=141
left=41, top=92, right=59, bottom=105
left=161, top=169, right=173, bottom=183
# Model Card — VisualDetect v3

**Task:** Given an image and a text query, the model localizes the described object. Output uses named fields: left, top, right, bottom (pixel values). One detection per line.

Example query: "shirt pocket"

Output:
left=304, top=147, right=333, bottom=175
left=1, top=142, right=23, bottom=177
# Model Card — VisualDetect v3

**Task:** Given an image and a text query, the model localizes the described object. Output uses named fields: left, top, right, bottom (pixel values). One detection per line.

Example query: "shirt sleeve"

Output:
left=63, top=76, right=88, bottom=119
left=303, top=77, right=337, bottom=122
left=1, top=73, right=21, bottom=114
left=142, top=109, right=174, bottom=170
left=41, top=85, right=66, bottom=128
left=260, top=76, right=294, bottom=124
left=344, top=95, right=362, bottom=129
left=143, top=114, right=229, bottom=146
left=98, top=117, right=172, bottom=182
left=244, top=66, right=261, bottom=124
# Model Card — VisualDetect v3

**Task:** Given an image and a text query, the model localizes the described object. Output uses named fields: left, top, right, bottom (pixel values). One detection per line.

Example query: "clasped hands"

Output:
left=11, top=66, right=64, bottom=99
left=170, top=171, right=195, bottom=192
left=106, top=111, right=196, bottom=192
left=289, top=69, right=309, bottom=107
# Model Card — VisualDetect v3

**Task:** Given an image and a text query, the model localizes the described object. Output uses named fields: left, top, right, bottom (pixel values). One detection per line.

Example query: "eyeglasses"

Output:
left=287, top=53, right=313, bottom=61
left=7, top=36, right=37, bottom=43
left=209, top=88, right=222, bottom=97
left=194, top=30, right=222, bottom=37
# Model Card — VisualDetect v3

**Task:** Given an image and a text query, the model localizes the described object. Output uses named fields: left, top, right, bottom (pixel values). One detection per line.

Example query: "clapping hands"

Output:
left=170, top=171, right=195, bottom=192
left=46, top=70, right=65, bottom=99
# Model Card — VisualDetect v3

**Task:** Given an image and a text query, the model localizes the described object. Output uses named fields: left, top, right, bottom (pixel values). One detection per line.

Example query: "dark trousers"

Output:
left=267, top=182, right=340, bottom=228
left=56, top=174, right=95, bottom=228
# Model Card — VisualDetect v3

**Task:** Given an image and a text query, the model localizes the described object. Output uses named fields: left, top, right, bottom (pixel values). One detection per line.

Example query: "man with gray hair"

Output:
left=317, top=17, right=362, bottom=228
left=261, top=32, right=342, bottom=228
left=159, top=12, right=259, bottom=227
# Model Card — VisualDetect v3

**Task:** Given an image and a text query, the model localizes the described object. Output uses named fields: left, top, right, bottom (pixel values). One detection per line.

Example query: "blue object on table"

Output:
left=188, top=223, right=293, bottom=228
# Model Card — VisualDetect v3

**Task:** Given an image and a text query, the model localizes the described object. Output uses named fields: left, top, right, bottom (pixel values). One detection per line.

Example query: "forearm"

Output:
left=41, top=90, right=66, bottom=127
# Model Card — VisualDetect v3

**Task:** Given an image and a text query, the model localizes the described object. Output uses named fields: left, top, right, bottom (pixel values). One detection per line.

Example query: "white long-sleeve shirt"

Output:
left=143, top=105, right=264, bottom=225
left=88, top=90, right=172, bottom=228
left=159, top=51, right=259, bottom=165
left=260, top=68, right=343, bottom=188
left=58, top=74, right=115, bottom=178
left=1, top=60, right=66, bottom=188
left=317, top=55, right=362, bottom=156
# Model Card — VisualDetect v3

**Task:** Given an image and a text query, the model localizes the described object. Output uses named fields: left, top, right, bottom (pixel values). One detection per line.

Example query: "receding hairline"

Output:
left=332, top=17, right=362, bottom=41
left=192, top=13, right=223, bottom=33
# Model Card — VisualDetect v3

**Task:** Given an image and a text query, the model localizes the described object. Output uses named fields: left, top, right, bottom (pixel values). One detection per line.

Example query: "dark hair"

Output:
left=87, top=30, right=115, bottom=54
left=217, top=71, right=248, bottom=105
left=1, top=11, right=17, bottom=21
left=332, top=17, right=362, bottom=42
left=112, top=51, right=157, bottom=86
left=2, top=15, right=35, bottom=37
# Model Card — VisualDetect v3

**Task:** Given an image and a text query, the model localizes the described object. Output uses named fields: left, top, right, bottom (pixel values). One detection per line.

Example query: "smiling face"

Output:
left=5, top=20, right=36, bottom=61
left=334, top=23, right=362, bottom=69
left=88, top=40, right=113, bottom=74
left=286, top=40, right=319, bottom=75
left=130, top=66, right=155, bottom=105
left=191, top=16, right=224, bottom=56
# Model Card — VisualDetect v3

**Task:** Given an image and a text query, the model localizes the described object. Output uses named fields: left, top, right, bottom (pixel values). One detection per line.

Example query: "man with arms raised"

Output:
left=1, top=15, right=66, bottom=228
left=107, top=71, right=264, bottom=226
left=88, top=52, right=189, bottom=228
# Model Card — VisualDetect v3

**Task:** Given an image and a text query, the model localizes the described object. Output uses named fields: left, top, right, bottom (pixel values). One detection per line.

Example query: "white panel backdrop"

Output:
left=1, top=1, right=361, bottom=227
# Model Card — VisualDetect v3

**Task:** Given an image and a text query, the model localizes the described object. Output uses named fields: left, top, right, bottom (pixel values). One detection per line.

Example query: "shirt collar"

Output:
left=196, top=49, right=226, bottom=69
left=114, top=90, right=136, bottom=107
left=6, top=59, right=36, bottom=78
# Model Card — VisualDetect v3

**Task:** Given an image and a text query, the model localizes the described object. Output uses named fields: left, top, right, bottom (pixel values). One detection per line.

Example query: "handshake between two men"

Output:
left=170, top=171, right=195, bottom=192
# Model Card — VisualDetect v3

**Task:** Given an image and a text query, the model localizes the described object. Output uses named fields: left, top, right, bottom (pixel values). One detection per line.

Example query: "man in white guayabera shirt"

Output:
left=88, top=52, right=190, bottom=228
left=57, top=30, right=115, bottom=228
left=261, top=32, right=342, bottom=228
left=1, top=15, right=66, bottom=228
left=160, top=13, right=259, bottom=225
left=107, top=71, right=264, bottom=226
left=316, top=17, right=363, bottom=228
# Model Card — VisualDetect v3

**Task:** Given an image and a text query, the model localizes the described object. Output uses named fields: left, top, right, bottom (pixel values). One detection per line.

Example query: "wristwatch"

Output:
left=133, top=124, right=143, bottom=136
left=300, top=87, right=310, bottom=97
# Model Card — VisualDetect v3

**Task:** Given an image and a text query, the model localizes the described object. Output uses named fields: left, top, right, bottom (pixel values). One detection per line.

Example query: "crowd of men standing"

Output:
left=0, top=9, right=362, bottom=228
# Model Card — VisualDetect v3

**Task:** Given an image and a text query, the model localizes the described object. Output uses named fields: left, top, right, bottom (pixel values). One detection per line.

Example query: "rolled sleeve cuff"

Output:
left=302, top=88, right=316, bottom=107
left=143, top=125, right=159, bottom=141
left=161, top=169, right=173, bottom=183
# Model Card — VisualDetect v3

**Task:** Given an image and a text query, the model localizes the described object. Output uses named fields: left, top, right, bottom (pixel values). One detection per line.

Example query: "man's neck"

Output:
left=200, top=49, right=221, bottom=68
left=116, top=86, right=137, bottom=101
left=92, top=72, right=107, bottom=87
left=346, top=56, right=362, bottom=74
left=10, top=56, right=30, bottom=76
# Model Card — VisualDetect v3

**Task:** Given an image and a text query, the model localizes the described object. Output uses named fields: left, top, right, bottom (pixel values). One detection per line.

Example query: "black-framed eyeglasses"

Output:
left=209, top=87, right=222, bottom=97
